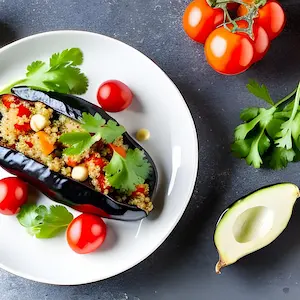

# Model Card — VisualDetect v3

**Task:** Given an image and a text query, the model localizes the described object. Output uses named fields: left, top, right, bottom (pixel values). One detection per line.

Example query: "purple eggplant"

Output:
left=0, top=87, right=158, bottom=221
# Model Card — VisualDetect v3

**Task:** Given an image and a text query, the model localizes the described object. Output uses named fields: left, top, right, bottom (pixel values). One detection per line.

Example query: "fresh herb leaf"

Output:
left=247, top=79, right=274, bottom=105
left=17, top=204, right=73, bottom=239
left=240, top=107, right=259, bottom=122
left=100, top=120, right=126, bottom=143
left=104, top=149, right=151, bottom=192
left=268, top=147, right=296, bottom=170
left=49, top=48, right=83, bottom=68
left=244, top=131, right=270, bottom=168
left=0, top=48, right=88, bottom=95
left=60, top=113, right=125, bottom=155
left=232, top=81, right=300, bottom=170
left=81, top=113, right=105, bottom=132
left=59, top=132, right=101, bottom=155
left=275, top=83, right=300, bottom=149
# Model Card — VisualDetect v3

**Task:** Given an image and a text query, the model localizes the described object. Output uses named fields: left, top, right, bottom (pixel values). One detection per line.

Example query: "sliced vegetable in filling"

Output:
left=0, top=95, right=153, bottom=213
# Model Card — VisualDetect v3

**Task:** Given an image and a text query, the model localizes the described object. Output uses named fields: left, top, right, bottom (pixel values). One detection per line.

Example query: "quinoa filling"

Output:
left=0, top=95, right=153, bottom=213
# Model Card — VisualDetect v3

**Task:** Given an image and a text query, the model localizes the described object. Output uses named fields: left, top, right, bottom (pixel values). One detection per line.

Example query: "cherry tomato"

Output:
left=97, top=80, right=133, bottom=112
left=238, top=0, right=285, bottom=40
left=204, top=24, right=254, bottom=75
left=251, top=23, right=270, bottom=63
left=183, top=0, right=224, bottom=44
left=66, top=214, right=107, bottom=254
left=235, top=20, right=270, bottom=63
left=0, top=177, right=28, bottom=215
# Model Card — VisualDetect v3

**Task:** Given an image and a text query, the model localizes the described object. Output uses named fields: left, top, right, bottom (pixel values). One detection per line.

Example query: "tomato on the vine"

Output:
left=183, top=0, right=224, bottom=44
left=238, top=0, right=285, bottom=40
left=204, top=23, right=254, bottom=75
left=0, top=177, right=28, bottom=215
left=66, top=214, right=107, bottom=254
left=235, top=20, right=270, bottom=63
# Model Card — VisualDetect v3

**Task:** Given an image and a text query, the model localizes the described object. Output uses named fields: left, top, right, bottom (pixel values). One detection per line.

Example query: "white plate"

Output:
left=0, top=30, right=198, bottom=285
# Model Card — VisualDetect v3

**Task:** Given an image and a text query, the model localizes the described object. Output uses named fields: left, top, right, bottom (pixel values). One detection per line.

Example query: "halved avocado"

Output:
left=214, top=183, right=300, bottom=274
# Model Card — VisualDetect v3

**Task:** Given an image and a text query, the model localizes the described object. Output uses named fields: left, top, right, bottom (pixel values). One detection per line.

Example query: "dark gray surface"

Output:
left=0, top=0, right=300, bottom=299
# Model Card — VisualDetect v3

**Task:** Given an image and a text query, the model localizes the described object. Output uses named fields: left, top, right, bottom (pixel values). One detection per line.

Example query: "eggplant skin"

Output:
left=0, top=86, right=158, bottom=221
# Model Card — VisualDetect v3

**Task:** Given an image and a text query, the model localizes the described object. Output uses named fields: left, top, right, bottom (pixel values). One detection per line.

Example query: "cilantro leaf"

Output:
left=0, top=48, right=88, bottom=95
left=104, top=149, right=151, bottom=192
left=268, top=147, right=295, bottom=170
left=82, top=113, right=125, bottom=142
left=81, top=112, right=105, bottom=132
left=275, top=84, right=300, bottom=149
left=50, top=48, right=83, bottom=68
left=59, top=132, right=101, bottom=155
left=292, top=112, right=300, bottom=149
left=60, top=113, right=126, bottom=155
left=240, top=107, right=259, bottom=122
left=231, top=139, right=252, bottom=158
left=17, top=204, right=73, bottom=239
left=245, top=132, right=270, bottom=168
left=100, top=120, right=126, bottom=143
left=247, top=79, right=274, bottom=105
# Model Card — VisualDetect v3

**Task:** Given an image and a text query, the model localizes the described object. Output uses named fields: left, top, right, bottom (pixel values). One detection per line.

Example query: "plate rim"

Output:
left=0, top=29, right=199, bottom=285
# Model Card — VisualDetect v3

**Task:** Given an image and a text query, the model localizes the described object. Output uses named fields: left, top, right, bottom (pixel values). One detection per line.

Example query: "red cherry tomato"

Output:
left=0, top=177, right=28, bottom=215
left=251, top=23, right=270, bottom=63
left=183, top=0, right=224, bottom=44
left=234, top=20, right=270, bottom=63
left=66, top=214, right=107, bottom=254
left=238, top=0, right=285, bottom=40
left=97, top=80, right=133, bottom=112
left=204, top=24, right=254, bottom=75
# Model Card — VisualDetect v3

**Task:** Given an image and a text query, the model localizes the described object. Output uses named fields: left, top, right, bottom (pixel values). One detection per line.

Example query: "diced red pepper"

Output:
left=86, top=154, right=108, bottom=169
left=2, top=95, right=20, bottom=108
left=17, top=105, right=31, bottom=117
left=97, top=173, right=110, bottom=192
left=66, top=158, right=78, bottom=167
left=25, top=141, right=33, bottom=148
left=14, top=123, right=31, bottom=132
left=131, top=186, right=146, bottom=198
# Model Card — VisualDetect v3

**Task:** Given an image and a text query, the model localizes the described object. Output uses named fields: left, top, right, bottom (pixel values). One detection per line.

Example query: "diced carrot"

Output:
left=108, top=143, right=126, bottom=158
left=36, top=131, right=56, bottom=156
left=2, top=95, right=20, bottom=108
left=17, top=105, right=31, bottom=117
left=14, top=123, right=31, bottom=132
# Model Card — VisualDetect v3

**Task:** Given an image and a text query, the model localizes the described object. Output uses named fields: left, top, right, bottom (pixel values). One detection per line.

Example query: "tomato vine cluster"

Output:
left=183, top=0, right=286, bottom=75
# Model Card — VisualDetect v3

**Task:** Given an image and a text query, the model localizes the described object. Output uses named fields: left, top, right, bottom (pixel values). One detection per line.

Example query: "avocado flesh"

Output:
left=214, top=183, right=299, bottom=274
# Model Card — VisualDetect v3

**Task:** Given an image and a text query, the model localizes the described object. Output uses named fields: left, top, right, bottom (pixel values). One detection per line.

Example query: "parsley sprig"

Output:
left=59, top=113, right=126, bottom=156
left=232, top=80, right=300, bottom=170
left=0, top=48, right=88, bottom=95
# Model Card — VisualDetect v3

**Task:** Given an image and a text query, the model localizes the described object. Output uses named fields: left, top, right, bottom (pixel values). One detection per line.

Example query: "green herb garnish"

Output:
left=17, top=204, right=73, bottom=239
left=59, top=113, right=125, bottom=155
left=232, top=79, right=300, bottom=170
left=104, top=148, right=151, bottom=192
left=0, top=48, right=88, bottom=95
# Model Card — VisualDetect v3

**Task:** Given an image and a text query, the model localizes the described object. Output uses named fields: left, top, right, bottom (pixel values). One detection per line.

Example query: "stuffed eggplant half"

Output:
left=0, top=87, right=158, bottom=221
